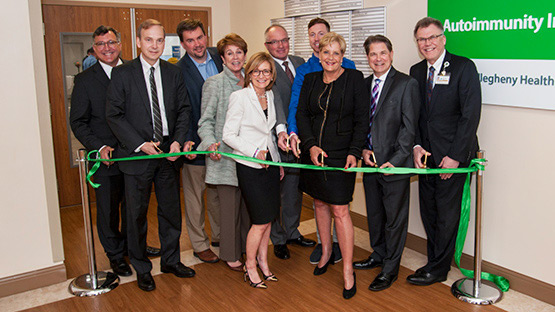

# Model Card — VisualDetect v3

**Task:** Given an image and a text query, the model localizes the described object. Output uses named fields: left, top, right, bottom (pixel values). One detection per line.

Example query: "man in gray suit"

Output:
left=352, top=35, right=420, bottom=291
left=264, top=24, right=316, bottom=260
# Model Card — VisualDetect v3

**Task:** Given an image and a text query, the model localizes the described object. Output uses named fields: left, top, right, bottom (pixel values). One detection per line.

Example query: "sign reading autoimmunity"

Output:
left=428, top=0, right=555, bottom=110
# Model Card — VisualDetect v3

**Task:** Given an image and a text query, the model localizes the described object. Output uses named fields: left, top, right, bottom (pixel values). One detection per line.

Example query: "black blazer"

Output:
left=106, top=57, right=191, bottom=175
left=296, top=68, right=369, bottom=159
left=410, top=51, right=481, bottom=166
left=70, top=61, right=121, bottom=176
left=176, top=47, right=223, bottom=165
left=365, top=67, right=420, bottom=181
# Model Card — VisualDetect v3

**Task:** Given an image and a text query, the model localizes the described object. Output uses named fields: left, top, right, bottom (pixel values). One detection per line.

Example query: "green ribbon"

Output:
left=85, top=150, right=509, bottom=292
left=455, top=159, right=511, bottom=293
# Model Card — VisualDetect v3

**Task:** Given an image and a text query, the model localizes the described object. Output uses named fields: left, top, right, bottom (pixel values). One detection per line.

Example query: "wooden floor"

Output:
left=41, top=193, right=505, bottom=312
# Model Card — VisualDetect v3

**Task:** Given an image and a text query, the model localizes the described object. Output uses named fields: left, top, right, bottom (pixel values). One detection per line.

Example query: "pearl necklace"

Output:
left=256, top=92, right=267, bottom=99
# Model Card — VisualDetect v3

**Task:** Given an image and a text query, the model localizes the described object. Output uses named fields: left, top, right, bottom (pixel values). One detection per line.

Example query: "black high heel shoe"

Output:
left=243, top=265, right=267, bottom=289
left=343, top=272, right=357, bottom=299
left=313, top=251, right=335, bottom=276
left=257, top=263, right=278, bottom=282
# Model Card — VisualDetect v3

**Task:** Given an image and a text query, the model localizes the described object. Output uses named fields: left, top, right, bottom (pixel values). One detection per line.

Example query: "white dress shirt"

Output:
left=139, top=55, right=169, bottom=136
left=99, top=59, right=123, bottom=79
left=271, top=56, right=297, bottom=77
left=427, top=49, right=446, bottom=88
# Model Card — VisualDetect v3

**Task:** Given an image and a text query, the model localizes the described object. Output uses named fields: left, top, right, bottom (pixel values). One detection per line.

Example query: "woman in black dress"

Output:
left=296, top=32, right=369, bottom=299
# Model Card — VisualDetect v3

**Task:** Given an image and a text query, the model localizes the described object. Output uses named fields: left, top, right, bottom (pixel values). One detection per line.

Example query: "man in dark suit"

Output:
left=70, top=25, right=160, bottom=278
left=264, top=24, right=316, bottom=260
left=407, top=17, right=481, bottom=286
left=352, top=35, right=420, bottom=291
left=176, top=18, right=223, bottom=264
left=106, top=19, right=194, bottom=292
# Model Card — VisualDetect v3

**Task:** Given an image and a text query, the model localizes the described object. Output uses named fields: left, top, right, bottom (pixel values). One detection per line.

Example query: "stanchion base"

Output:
left=68, top=271, right=119, bottom=297
left=451, top=278, right=503, bottom=305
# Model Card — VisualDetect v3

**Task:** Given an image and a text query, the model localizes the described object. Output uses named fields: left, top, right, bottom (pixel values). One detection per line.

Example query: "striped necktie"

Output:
left=149, top=67, right=163, bottom=142
left=283, top=61, right=294, bottom=84
left=427, top=66, right=435, bottom=107
left=366, top=78, right=381, bottom=150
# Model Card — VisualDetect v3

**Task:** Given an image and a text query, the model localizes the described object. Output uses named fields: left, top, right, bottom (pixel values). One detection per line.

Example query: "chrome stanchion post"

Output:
left=69, top=149, right=119, bottom=296
left=451, top=150, right=503, bottom=305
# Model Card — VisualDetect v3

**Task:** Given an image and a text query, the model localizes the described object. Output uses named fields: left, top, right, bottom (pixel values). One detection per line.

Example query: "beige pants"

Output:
left=182, top=164, right=220, bottom=252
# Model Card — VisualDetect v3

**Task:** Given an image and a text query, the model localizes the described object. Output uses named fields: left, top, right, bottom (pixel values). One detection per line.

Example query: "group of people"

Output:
left=70, top=15, right=481, bottom=301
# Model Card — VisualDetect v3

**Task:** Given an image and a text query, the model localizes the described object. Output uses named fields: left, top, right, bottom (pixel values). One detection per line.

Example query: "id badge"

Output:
left=435, top=73, right=450, bottom=85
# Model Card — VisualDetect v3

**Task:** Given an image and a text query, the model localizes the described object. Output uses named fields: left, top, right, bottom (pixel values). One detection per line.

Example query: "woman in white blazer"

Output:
left=223, top=52, right=285, bottom=289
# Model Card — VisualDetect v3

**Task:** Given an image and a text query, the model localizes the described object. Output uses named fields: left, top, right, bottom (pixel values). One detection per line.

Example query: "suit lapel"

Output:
left=92, top=62, right=110, bottom=87
left=274, top=60, right=291, bottom=87
left=429, top=51, right=451, bottom=113
left=374, top=67, right=396, bottom=118
left=131, top=58, right=151, bottom=113
left=247, top=85, right=267, bottom=122
left=208, top=48, right=224, bottom=72
left=160, top=61, right=172, bottom=116
left=183, top=53, right=205, bottom=84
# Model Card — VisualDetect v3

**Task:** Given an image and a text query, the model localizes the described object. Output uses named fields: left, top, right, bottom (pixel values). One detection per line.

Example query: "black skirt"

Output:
left=236, top=163, right=280, bottom=225
left=299, top=155, right=356, bottom=205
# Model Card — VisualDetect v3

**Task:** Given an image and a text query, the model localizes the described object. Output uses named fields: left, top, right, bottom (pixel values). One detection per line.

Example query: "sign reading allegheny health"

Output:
left=428, top=0, right=555, bottom=110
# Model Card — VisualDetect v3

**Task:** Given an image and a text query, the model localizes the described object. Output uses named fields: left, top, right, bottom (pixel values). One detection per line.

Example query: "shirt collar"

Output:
left=427, top=49, right=446, bottom=73
left=373, top=66, right=391, bottom=83
left=98, top=58, right=122, bottom=78
left=271, top=55, right=290, bottom=66
left=188, top=50, right=213, bottom=66
left=140, top=54, right=160, bottom=71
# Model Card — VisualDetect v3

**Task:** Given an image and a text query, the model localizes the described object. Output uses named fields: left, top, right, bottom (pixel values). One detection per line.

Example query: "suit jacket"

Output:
left=272, top=55, right=305, bottom=123
left=177, top=47, right=224, bottom=165
left=70, top=61, right=121, bottom=176
left=410, top=51, right=481, bottom=166
left=222, top=84, right=280, bottom=169
left=106, top=57, right=191, bottom=175
left=365, top=67, right=420, bottom=181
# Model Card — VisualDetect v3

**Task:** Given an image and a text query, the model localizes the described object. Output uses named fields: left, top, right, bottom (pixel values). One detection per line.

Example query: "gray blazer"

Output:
left=272, top=55, right=305, bottom=122
left=197, top=66, right=243, bottom=186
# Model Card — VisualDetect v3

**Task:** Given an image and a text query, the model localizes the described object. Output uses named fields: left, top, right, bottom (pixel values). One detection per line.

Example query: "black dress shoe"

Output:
left=343, top=272, right=357, bottom=299
left=406, top=270, right=446, bottom=286
left=146, top=246, right=161, bottom=257
left=353, top=257, right=382, bottom=270
left=110, top=258, right=132, bottom=276
left=137, top=272, right=156, bottom=291
left=369, top=272, right=397, bottom=291
left=313, top=251, right=335, bottom=275
left=286, top=235, right=316, bottom=247
left=273, top=244, right=290, bottom=260
left=161, top=262, right=196, bottom=278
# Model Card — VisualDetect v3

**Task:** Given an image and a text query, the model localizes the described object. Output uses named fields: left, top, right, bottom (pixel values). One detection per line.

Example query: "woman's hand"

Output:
left=344, top=155, right=357, bottom=169
left=207, top=142, right=221, bottom=161
left=309, top=146, right=327, bottom=166
left=256, top=149, right=269, bottom=168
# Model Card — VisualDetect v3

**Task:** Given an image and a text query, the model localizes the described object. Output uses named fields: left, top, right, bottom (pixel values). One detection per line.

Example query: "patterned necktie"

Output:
left=283, top=61, right=294, bottom=84
left=366, top=78, right=381, bottom=150
left=427, top=66, right=435, bottom=107
left=149, top=67, right=163, bottom=142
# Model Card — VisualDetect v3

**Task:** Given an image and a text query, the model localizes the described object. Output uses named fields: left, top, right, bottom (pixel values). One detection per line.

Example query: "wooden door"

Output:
left=43, top=5, right=134, bottom=207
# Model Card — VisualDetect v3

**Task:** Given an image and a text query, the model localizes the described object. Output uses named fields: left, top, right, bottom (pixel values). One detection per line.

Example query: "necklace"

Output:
left=323, top=68, right=344, bottom=84
left=256, top=92, right=267, bottom=99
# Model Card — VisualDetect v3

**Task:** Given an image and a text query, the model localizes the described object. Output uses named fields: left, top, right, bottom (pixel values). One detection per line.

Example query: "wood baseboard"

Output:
left=349, top=206, right=555, bottom=306
left=0, top=264, right=67, bottom=298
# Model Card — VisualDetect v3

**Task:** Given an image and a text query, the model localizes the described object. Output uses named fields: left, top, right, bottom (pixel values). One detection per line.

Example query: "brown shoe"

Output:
left=193, top=249, right=219, bottom=263
left=226, top=261, right=243, bottom=272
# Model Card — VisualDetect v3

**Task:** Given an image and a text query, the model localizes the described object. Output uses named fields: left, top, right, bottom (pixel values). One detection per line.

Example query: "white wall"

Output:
left=0, top=0, right=63, bottom=278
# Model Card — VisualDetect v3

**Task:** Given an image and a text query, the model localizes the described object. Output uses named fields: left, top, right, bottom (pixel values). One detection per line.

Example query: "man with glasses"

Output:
left=263, top=25, right=316, bottom=261
left=70, top=25, right=160, bottom=279
left=408, top=17, right=481, bottom=286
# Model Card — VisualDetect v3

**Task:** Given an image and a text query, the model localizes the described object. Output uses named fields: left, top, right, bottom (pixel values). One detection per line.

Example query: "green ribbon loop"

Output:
left=84, top=151, right=509, bottom=292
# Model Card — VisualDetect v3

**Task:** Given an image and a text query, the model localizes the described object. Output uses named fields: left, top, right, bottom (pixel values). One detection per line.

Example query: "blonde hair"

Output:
left=319, top=32, right=346, bottom=55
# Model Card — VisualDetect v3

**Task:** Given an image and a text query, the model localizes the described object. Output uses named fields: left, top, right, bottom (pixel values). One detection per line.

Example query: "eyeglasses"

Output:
left=252, top=69, right=272, bottom=77
left=94, top=40, right=120, bottom=48
left=416, top=34, right=443, bottom=44
left=265, top=38, right=290, bottom=46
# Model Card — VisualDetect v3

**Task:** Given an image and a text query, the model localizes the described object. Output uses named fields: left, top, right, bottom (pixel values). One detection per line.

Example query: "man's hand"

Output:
left=362, top=149, right=376, bottom=167
left=380, top=161, right=394, bottom=176
left=277, top=131, right=289, bottom=152
left=99, top=145, right=115, bottom=166
left=439, top=156, right=459, bottom=180
left=413, top=145, right=431, bottom=169
left=166, top=141, right=182, bottom=161
left=309, top=146, right=326, bottom=166
left=141, top=141, right=162, bottom=155
left=279, top=166, right=285, bottom=180
left=344, top=155, right=357, bottom=169
left=208, top=142, right=221, bottom=161
left=183, top=141, right=196, bottom=160
left=290, top=134, right=301, bottom=158
left=256, top=149, right=269, bottom=168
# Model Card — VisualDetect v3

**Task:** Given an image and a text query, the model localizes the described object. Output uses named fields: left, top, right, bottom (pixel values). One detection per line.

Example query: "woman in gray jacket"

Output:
left=197, top=33, right=249, bottom=271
